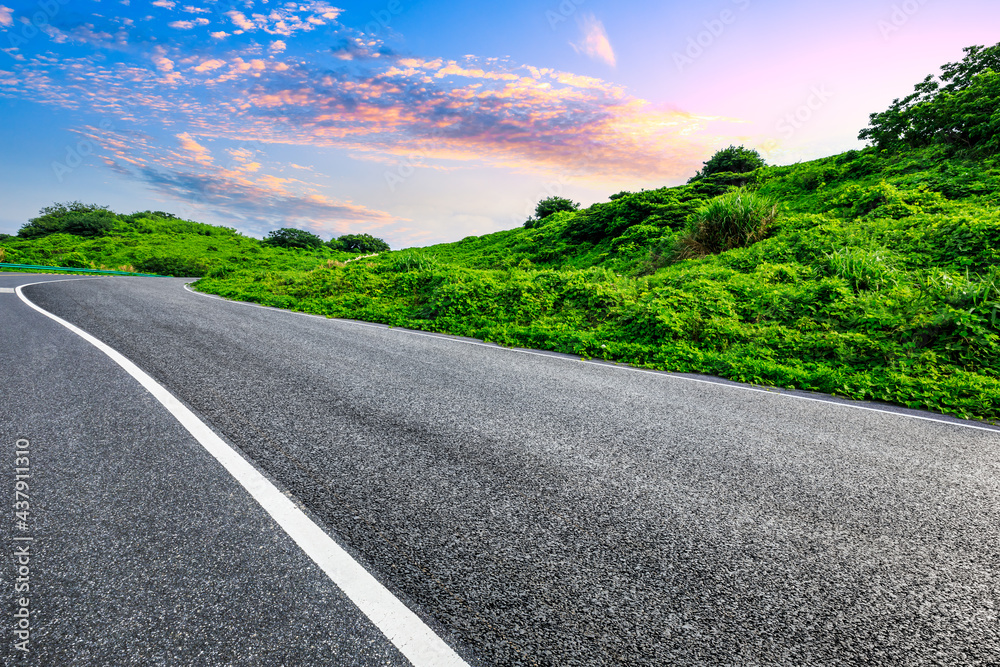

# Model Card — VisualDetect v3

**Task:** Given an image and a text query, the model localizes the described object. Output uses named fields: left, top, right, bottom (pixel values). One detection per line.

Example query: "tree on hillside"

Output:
left=524, top=196, right=579, bottom=228
left=687, top=146, right=766, bottom=183
left=328, top=233, right=390, bottom=253
left=261, top=227, right=324, bottom=249
left=18, top=202, right=119, bottom=238
left=859, top=42, right=1000, bottom=154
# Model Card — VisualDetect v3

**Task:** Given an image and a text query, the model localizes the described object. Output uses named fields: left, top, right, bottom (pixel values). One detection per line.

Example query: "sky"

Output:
left=1, top=0, right=998, bottom=247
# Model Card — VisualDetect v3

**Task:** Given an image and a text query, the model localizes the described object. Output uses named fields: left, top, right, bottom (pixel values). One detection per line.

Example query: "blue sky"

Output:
left=1, top=0, right=998, bottom=246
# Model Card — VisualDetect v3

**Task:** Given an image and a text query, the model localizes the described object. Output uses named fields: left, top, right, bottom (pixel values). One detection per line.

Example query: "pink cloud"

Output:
left=571, top=14, right=616, bottom=67
left=70, top=125, right=406, bottom=239
left=176, top=132, right=213, bottom=165
left=17, top=50, right=723, bottom=180
left=0, top=5, right=12, bottom=27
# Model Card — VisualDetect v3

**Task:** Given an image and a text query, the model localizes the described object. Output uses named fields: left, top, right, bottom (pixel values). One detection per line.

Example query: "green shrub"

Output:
left=839, top=181, right=915, bottom=219
left=610, top=225, right=665, bottom=252
left=135, top=256, right=211, bottom=277
left=383, top=250, right=440, bottom=272
left=328, top=233, right=390, bottom=253
left=525, top=196, right=579, bottom=228
left=826, top=247, right=899, bottom=291
left=688, top=170, right=762, bottom=198
left=688, top=145, right=766, bottom=183
left=262, top=228, right=324, bottom=249
left=19, top=202, right=118, bottom=238
left=563, top=189, right=696, bottom=241
left=676, top=189, right=778, bottom=257
left=859, top=42, right=1000, bottom=154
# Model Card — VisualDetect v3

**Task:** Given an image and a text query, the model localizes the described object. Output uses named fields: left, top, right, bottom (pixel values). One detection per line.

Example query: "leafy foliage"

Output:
left=1, top=210, right=355, bottom=277
left=688, top=145, right=766, bottom=183
left=262, top=227, right=325, bottom=250
left=525, top=196, right=579, bottom=228
left=328, top=233, right=390, bottom=253
left=859, top=42, right=1000, bottom=154
left=19, top=202, right=118, bottom=239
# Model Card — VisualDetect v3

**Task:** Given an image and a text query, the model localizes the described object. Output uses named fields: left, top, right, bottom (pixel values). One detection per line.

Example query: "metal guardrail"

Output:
left=0, top=262, right=163, bottom=277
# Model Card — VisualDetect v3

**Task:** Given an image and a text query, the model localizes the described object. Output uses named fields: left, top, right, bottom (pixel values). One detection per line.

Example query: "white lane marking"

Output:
left=183, top=283, right=1000, bottom=435
left=16, top=281, right=469, bottom=667
left=0, top=287, right=15, bottom=293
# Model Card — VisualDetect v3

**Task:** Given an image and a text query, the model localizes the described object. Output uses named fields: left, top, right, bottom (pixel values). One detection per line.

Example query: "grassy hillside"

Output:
left=0, top=209, right=356, bottom=275
left=6, top=44, right=999, bottom=422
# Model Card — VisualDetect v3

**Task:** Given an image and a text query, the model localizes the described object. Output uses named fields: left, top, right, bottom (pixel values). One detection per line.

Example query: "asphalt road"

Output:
left=12, top=275, right=1000, bottom=665
left=0, top=274, right=421, bottom=666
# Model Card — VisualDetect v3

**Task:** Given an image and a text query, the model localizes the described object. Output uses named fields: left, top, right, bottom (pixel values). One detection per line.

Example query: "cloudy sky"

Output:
left=1, top=0, right=997, bottom=246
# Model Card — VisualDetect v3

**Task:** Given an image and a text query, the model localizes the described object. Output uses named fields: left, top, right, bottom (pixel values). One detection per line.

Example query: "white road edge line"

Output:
left=16, top=281, right=469, bottom=667
left=183, top=282, right=1000, bottom=435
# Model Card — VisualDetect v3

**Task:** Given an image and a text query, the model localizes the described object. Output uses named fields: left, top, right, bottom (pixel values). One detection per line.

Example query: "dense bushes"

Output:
left=134, top=256, right=211, bottom=277
left=1, top=210, right=356, bottom=275
left=328, top=233, right=390, bottom=253
left=563, top=188, right=700, bottom=242
left=262, top=227, right=325, bottom=249
left=18, top=202, right=118, bottom=238
left=524, top=196, right=579, bottom=228
left=859, top=42, right=1000, bottom=154
left=688, top=145, right=766, bottom=183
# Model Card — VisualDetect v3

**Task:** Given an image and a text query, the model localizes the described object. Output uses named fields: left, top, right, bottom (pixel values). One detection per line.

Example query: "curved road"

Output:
left=6, top=275, right=1000, bottom=665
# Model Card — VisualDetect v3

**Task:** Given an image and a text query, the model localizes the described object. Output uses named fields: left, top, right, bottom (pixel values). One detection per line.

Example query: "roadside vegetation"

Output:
left=4, top=44, right=999, bottom=422
left=0, top=205, right=364, bottom=275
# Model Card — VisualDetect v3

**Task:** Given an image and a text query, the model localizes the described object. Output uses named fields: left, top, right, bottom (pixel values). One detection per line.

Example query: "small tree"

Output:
left=688, top=145, right=766, bottom=183
left=261, top=227, right=324, bottom=249
left=524, top=196, right=579, bottom=228
left=328, top=233, right=390, bottom=253
left=859, top=42, right=1000, bottom=154
left=19, top=202, right=118, bottom=238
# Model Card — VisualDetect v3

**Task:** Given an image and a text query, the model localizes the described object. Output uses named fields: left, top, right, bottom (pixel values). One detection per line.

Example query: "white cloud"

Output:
left=571, top=14, right=616, bottom=67
left=0, top=5, right=13, bottom=27
left=225, top=10, right=255, bottom=31
left=151, top=0, right=175, bottom=8
left=269, top=40, right=286, bottom=53
left=168, top=18, right=209, bottom=29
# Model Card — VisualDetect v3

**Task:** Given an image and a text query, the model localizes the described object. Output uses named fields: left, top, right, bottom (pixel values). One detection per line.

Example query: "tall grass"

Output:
left=826, top=246, right=898, bottom=291
left=676, top=188, right=777, bottom=258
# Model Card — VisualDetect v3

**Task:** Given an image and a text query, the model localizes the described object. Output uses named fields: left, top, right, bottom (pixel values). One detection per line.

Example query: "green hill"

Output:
left=5, top=43, right=999, bottom=422
left=0, top=206, right=358, bottom=275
